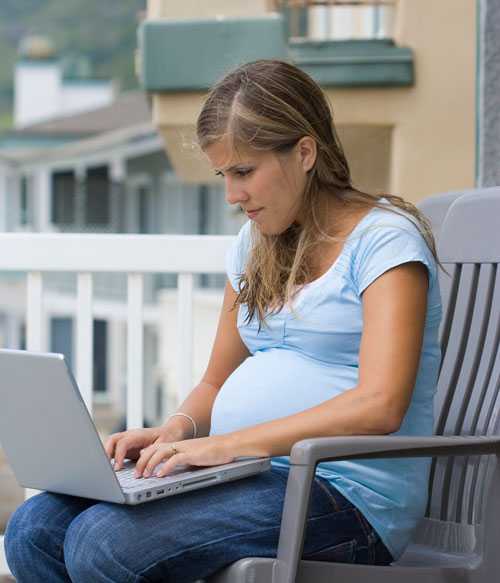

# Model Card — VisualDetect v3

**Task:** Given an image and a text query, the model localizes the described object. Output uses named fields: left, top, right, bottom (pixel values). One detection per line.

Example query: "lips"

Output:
left=246, top=209, right=263, bottom=220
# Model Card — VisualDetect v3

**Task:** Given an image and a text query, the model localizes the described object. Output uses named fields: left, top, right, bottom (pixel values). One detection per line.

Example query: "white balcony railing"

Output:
left=0, top=232, right=234, bottom=575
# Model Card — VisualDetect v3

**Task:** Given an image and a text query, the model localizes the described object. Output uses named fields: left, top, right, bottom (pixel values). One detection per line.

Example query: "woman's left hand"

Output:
left=133, top=434, right=236, bottom=479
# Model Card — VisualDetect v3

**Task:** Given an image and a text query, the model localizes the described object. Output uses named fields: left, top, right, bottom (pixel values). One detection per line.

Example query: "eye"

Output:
left=214, top=168, right=253, bottom=178
left=235, top=168, right=252, bottom=178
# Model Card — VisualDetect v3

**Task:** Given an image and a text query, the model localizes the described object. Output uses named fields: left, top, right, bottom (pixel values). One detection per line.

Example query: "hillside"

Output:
left=0, top=0, right=146, bottom=128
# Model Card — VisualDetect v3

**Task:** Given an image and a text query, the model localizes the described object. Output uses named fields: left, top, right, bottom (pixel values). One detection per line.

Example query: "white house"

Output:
left=13, top=36, right=115, bottom=129
left=0, top=87, right=244, bottom=429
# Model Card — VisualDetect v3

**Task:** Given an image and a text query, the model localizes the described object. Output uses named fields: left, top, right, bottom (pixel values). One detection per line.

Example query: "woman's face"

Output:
left=204, top=137, right=316, bottom=235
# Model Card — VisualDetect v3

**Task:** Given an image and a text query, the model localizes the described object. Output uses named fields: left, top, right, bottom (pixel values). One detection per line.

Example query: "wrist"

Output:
left=160, top=415, right=195, bottom=441
left=224, top=429, right=270, bottom=458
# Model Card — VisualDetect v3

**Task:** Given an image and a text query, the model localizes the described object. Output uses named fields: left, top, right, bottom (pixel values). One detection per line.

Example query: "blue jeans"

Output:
left=5, top=466, right=393, bottom=582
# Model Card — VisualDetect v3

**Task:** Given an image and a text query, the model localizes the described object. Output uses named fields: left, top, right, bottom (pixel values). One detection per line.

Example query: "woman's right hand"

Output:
left=105, top=425, right=183, bottom=470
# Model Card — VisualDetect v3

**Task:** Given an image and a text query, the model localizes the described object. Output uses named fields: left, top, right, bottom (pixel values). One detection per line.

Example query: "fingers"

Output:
left=105, top=428, right=156, bottom=470
left=134, top=443, right=177, bottom=478
left=155, top=453, right=189, bottom=478
left=113, top=438, right=135, bottom=471
left=104, top=432, right=123, bottom=461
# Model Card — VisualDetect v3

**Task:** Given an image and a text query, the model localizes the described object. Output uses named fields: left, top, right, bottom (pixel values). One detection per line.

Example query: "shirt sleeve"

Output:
left=225, top=220, right=253, bottom=292
left=352, top=220, right=438, bottom=296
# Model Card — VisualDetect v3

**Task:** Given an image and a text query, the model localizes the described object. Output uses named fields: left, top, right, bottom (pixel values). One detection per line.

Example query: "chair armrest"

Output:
left=290, top=435, right=500, bottom=466
left=273, top=435, right=500, bottom=583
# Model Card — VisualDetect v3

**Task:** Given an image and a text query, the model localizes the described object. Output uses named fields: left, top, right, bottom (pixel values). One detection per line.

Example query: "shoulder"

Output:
left=349, top=202, right=438, bottom=296
left=353, top=201, right=428, bottom=253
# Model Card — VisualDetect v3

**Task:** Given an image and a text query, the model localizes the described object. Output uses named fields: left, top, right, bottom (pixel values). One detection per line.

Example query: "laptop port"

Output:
left=156, top=489, right=165, bottom=495
left=146, top=492, right=152, bottom=498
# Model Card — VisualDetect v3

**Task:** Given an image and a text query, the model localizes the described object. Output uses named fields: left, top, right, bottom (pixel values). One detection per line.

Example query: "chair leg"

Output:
left=274, top=463, right=316, bottom=583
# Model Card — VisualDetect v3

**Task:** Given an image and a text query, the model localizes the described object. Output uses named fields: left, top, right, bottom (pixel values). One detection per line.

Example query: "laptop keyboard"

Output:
left=115, top=462, right=199, bottom=491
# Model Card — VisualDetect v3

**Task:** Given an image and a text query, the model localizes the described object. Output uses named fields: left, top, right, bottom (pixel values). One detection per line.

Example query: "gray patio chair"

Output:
left=417, top=188, right=473, bottom=242
left=207, top=188, right=500, bottom=583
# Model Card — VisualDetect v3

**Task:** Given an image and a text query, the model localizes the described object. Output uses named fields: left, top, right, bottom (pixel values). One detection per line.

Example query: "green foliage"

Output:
left=0, top=112, right=13, bottom=132
left=0, top=0, right=146, bottom=117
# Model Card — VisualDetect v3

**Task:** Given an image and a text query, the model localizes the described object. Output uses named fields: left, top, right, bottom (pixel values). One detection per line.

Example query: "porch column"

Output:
left=75, top=165, right=86, bottom=229
left=0, top=165, right=8, bottom=232
left=34, top=167, right=52, bottom=232
left=157, top=289, right=179, bottom=416
left=478, top=0, right=500, bottom=186
left=110, top=157, right=125, bottom=232
left=6, top=313, right=21, bottom=349
left=8, top=173, right=22, bottom=230
left=108, top=319, right=126, bottom=413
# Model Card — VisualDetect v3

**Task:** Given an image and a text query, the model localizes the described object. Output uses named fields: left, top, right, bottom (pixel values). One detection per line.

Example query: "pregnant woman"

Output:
left=5, top=59, right=442, bottom=582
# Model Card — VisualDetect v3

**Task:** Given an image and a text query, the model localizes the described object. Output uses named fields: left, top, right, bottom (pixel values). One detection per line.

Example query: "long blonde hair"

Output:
left=196, top=59, right=444, bottom=330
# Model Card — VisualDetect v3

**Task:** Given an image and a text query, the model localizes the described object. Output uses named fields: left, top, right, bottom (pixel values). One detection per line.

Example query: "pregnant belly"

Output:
left=209, top=347, right=359, bottom=436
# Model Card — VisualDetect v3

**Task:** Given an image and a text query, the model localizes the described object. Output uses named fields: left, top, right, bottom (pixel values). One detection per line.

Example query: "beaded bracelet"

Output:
left=165, top=412, right=198, bottom=439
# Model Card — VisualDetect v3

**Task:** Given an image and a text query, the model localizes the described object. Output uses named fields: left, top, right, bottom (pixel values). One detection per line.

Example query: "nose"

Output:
left=224, top=176, right=249, bottom=207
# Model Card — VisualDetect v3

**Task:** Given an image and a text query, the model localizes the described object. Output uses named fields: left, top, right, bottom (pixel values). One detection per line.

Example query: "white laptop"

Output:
left=0, top=349, right=271, bottom=505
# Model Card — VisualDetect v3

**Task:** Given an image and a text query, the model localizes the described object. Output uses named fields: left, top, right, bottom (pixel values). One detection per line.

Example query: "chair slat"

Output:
left=434, top=266, right=477, bottom=436
left=428, top=190, right=500, bottom=522
left=457, top=266, right=498, bottom=523
left=469, top=274, right=500, bottom=524
left=428, top=263, right=477, bottom=519
left=426, top=264, right=464, bottom=518
left=443, top=265, right=495, bottom=522
left=436, top=264, right=459, bottom=373
left=440, top=265, right=480, bottom=432
left=473, top=269, right=500, bottom=438
left=459, top=266, right=499, bottom=435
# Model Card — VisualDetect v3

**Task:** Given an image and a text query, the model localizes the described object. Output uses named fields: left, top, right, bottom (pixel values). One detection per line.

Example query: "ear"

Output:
left=296, top=136, right=317, bottom=173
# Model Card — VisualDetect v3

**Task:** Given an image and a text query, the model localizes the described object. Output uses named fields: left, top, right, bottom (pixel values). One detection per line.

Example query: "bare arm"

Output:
left=108, top=280, right=250, bottom=469
left=161, top=280, right=251, bottom=441
left=224, top=261, right=429, bottom=458
left=134, top=262, right=431, bottom=478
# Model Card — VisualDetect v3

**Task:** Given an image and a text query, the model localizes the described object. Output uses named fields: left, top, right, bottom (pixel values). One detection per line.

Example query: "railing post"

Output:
left=177, top=273, right=194, bottom=404
left=76, top=273, right=94, bottom=414
left=127, top=273, right=144, bottom=429
left=26, top=272, right=44, bottom=352
left=25, top=271, right=44, bottom=499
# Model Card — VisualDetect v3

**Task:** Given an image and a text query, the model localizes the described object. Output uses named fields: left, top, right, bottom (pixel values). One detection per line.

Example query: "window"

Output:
left=50, top=317, right=73, bottom=369
left=51, top=171, right=76, bottom=225
left=86, top=166, right=111, bottom=225
left=20, top=175, right=31, bottom=226
left=93, top=319, right=107, bottom=393
left=138, top=184, right=150, bottom=233
left=50, top=165, right=114, bottom=230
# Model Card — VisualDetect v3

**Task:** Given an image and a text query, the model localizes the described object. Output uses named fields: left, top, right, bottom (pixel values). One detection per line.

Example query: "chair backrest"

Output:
left=417, top=189, right=474, bottom=243
left=422, top=189, right=500, bottom=543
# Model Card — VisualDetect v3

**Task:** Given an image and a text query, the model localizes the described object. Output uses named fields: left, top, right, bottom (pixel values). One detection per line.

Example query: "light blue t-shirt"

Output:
left=210, top=199, right=442, bottom=561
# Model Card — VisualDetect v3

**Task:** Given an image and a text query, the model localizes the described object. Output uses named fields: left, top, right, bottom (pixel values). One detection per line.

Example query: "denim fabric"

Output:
left=5, top=466, right=393, bottom=583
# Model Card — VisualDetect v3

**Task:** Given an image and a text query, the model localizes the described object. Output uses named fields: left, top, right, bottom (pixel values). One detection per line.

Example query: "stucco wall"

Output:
left=324, top=0, right=476, bottom=202
left=150, top=0, right=477, bottom=203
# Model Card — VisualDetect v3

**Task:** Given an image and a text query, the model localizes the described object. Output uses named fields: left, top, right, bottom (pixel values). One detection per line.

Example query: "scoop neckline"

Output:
left=298, top=199, right=386, bottom=291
